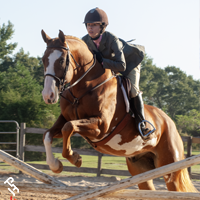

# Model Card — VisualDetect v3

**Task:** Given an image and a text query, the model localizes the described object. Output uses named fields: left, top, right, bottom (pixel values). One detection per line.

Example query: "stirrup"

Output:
left=138, top=120, right=156, bottom=139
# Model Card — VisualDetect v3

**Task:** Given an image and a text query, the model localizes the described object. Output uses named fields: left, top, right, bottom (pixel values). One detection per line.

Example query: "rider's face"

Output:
left=87, top=23, right=101, bottom=39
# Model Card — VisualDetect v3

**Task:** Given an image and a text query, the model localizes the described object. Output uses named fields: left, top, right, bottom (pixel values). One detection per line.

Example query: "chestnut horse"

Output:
left=41, top=30, right=197, bottom=192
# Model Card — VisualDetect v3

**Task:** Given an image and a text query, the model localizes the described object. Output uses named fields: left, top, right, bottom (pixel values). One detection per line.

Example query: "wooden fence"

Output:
left=19, top=123, right=200, bottom=178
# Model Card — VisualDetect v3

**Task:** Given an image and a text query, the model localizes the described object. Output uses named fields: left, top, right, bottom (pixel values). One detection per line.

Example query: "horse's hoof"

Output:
left=50, top=160, right=63, bottom=173
left=73, top=152, right=82, bottom=168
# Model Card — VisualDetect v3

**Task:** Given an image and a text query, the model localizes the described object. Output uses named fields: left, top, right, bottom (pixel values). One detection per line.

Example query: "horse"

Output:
left=41, top=29, right=198, bottom=192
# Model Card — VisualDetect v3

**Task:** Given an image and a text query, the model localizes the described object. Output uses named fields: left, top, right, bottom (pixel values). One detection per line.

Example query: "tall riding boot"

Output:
left=129, top=93, right=153, bottom=137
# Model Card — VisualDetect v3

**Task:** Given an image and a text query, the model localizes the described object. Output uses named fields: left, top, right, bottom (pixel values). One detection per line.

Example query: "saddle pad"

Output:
left=118, top=76, right=131, bottom=113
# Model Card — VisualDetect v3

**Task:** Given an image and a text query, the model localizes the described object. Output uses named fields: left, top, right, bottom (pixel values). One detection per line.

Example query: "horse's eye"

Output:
left=60, top=59, right=64, bottom=65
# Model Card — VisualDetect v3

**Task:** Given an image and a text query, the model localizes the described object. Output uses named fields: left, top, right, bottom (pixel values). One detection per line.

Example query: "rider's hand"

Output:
left=93, top=51, right=103, bottom=64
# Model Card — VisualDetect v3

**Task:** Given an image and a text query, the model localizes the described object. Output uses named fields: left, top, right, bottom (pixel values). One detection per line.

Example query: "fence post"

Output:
left=187, top=136, right=192, bottom=175
left=97, top=152, right=103, bottom=177
left=20, top=123, right=26, bottom=161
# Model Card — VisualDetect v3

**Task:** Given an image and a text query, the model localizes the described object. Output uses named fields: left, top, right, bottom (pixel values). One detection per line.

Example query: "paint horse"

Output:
left=41, top=30, right=197, bottom=192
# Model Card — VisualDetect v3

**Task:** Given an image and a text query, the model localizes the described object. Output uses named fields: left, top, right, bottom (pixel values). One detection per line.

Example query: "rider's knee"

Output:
left=130, top=86, right=140, bottom=98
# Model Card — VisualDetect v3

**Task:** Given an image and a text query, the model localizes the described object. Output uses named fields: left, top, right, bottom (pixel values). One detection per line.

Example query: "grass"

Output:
left=0, top=150, right=199, bottom=179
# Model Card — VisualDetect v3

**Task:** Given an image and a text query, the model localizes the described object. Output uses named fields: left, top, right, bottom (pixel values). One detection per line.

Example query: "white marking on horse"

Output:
left=175, top=149, right=179, bottom=159
left=105, top=134, right=157, bottom=155
left=44, top=132, right=59, bottom=170
left=42, top=50, right=62, bottom=103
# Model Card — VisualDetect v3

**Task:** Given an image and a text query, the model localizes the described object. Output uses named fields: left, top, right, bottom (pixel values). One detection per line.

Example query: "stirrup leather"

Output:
left=138, top=120, right=156, bottom=139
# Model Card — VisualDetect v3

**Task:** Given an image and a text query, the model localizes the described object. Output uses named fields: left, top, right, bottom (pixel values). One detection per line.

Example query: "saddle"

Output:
left=118, top=76, right=132, bottom=98
left=117, top=75, right=132, bottom=113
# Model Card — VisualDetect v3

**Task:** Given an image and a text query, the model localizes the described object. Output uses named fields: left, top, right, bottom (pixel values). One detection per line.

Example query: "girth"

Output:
left=87, top=113, right=132, bottom=148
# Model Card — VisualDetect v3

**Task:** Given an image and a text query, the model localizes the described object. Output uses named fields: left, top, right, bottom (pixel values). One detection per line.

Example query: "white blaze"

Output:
left=42, top=50, right=62, bottom=103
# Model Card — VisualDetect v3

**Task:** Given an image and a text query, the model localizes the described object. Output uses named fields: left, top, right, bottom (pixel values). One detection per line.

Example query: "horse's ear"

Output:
left=59, top=30, right=66, bottom=45
left=41, top=29, right=51, bottom=44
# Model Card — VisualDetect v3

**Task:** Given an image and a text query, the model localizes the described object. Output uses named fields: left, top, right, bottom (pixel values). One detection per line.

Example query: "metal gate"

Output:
left=0, top=120, right=20, bottom=158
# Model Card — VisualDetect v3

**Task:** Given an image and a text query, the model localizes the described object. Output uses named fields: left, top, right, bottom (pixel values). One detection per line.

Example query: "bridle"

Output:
left=44, top=40, right=116, bottom=119
left=44, top=42, right=96, bottom=93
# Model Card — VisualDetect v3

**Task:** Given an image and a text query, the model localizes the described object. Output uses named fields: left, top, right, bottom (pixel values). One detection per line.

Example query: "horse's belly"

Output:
left=96, top=134, right=157, bottom=157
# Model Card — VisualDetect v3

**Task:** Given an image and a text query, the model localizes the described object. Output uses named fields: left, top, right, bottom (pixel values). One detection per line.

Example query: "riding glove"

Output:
left=93, top=50, right=103, bottom=64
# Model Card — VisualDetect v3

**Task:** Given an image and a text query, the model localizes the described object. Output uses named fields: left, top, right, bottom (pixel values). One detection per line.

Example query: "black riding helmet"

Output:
left=84, top=7, right=108, bottom=39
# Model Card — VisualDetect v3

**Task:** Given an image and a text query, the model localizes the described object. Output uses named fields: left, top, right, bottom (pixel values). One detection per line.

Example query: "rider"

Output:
left=82, top=7, right=155, bottom=138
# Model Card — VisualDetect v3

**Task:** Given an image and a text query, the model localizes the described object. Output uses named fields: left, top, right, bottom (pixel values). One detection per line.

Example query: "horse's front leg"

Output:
left=62, top=117, right=103, bottom=168
left=43, top=114, right=67, bottom=173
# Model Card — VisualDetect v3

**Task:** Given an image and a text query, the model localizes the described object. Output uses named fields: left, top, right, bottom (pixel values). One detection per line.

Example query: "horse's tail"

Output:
left=177, top=168, right=198, bottom=192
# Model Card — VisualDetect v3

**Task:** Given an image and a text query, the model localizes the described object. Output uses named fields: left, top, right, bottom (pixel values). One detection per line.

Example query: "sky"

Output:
left=0, top=0, right=199, bottom=80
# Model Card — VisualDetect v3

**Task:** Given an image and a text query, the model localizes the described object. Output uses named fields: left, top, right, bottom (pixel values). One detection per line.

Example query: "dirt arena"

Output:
left=0, top=172, right=199, bottom=200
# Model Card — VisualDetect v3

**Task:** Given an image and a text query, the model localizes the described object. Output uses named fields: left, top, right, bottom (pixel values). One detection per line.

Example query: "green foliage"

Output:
left=140, top=55, right=169, bottom=112
left=0, top=21, right=17, bottom=62
left=176, top=109, right=200, bottom=137
left=141, top=55, right=200, bottom=121
left=0, top=62, right=59, bottom=128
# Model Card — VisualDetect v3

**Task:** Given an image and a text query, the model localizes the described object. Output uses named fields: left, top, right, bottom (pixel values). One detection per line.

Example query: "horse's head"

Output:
left=41, top=30, right=76, bottom=104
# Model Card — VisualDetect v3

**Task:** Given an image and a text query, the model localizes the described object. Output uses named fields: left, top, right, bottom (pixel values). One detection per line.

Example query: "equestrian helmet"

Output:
left=84, top=7, right=108, bottom=26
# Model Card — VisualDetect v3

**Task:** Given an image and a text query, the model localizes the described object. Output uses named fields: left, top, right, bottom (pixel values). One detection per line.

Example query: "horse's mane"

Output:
left=65, top=35, right=87, bottom=47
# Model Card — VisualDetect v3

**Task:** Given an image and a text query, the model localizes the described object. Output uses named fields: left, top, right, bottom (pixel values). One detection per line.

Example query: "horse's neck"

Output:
left=70, top=51, right=110, bottom=93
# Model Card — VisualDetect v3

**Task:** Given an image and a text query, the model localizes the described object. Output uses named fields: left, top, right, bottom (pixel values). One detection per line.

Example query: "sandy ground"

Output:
left=0, top=172, right=199, bottom=200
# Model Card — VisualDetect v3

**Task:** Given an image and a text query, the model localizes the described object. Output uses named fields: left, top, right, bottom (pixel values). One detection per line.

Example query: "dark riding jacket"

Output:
left=82, top=31, right=145, bottom=76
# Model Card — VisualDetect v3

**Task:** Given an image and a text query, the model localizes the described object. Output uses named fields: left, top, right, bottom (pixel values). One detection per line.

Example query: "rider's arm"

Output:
left=102, top=37, right=126, bottom=72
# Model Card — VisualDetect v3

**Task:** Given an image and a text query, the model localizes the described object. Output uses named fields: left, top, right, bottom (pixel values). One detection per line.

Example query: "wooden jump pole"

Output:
left=0, top=182, right=199, bottom=199
left=0, top=150, right=66, bottom=186
left=67, top=154, right=200, bottom=200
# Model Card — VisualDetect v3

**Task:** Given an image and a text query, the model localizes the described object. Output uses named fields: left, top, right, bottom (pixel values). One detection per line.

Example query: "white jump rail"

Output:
left=0, top=149, right=65, bottom=186
left=67, top=154, right=200, bottom=200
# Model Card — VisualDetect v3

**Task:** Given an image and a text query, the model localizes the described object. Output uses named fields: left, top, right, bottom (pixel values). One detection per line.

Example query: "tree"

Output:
left=140, top=55, right=169, bottom=112
left=0, top=62, right=60, bottom=129
left=176, top=109, right=200, bottom=137
left=164, top=66, right=200, bottom=119
left=0, top=21, right=17, bottom=64
left=1, top=48, right=44, bottom=86
left=140, top=55, right=200, bottom=120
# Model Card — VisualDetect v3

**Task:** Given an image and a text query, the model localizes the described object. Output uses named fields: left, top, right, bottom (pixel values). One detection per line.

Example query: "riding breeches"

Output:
left=125, top=64, right=141, bottom=98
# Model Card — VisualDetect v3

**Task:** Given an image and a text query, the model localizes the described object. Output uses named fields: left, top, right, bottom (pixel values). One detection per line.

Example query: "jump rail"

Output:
left=0, top=149, right=199, bottom=199
left=0, top=150, right=65, bottom=186
left=66, top=154, right=200, bottom=200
